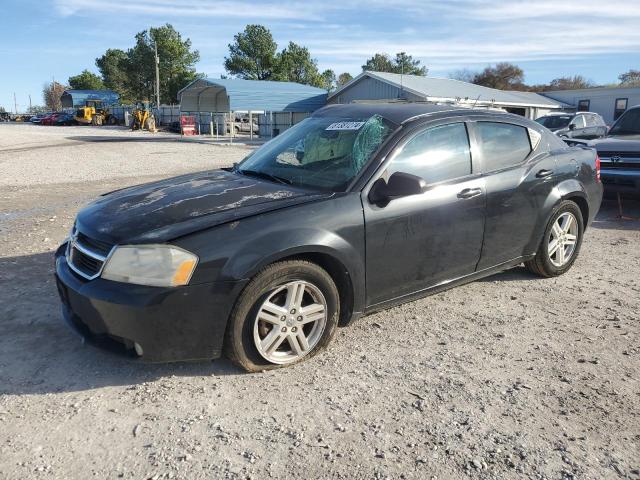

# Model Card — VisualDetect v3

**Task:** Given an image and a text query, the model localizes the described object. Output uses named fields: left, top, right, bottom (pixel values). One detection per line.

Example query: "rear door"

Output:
left=472, top=120, right=558, bottom=270
left=363, top=121, right=486, bottom=306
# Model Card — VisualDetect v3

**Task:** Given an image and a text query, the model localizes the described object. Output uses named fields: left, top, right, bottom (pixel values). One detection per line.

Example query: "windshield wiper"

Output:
left=238, top=169, right=292, bottom=186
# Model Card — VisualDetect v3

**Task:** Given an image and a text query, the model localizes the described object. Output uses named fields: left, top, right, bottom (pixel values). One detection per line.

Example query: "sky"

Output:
left=2, top=0, right=640, bottom=112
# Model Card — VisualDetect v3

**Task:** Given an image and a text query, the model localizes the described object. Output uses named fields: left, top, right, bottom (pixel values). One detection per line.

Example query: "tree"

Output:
left=362, top=53, right=395, bottom=73
left=449, top=69, right=476, bottom=83
left=94, top=25, right=199, bottom=104
left=224, top=24, right=278, bottom=80
left=273, top=41, right=322, bottom=85
left=618, top=69, right=640, bottom=87
left=96, top=49, right=129, bottom=100
left=68, top=69, right=104, bottom=90
left=546, top=75, right=594, bottom=91
left=394, top=52, right=427, bottom=76
left=472, top=62, right=525, bottom=90
left=319, top=69, right=336, bottom=91
left=42, top=81, right=66, bottom=110
left=362, top=52, right=427, bottom=76
left=337, top=72, right=353, bottom=86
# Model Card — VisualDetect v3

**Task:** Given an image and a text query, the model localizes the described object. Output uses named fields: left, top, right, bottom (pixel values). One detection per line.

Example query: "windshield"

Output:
left=237, top=115, right=396, bottom=191
left=609, top=108, right=640, bottom=135
left=535, top=115, right=572, bottom=129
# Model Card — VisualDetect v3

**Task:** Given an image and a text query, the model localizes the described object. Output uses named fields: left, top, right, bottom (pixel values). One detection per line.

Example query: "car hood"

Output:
left=75, top=170, right=331, bottom=244
left=588, top=135, right=640, bottom=151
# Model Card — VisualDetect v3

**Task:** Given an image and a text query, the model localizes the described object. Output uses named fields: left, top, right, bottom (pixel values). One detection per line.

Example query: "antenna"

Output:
left=472, top=94, right=481, bottom=108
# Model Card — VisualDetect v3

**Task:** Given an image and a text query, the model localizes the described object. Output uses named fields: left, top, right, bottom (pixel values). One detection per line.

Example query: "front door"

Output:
left=363, top=122, right=486, bottom=307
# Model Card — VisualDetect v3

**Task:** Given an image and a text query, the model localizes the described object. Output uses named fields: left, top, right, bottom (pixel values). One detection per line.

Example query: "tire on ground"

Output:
left=224, top=260, right=340, bottom=372
left=525, top=200, right=584, bottom=277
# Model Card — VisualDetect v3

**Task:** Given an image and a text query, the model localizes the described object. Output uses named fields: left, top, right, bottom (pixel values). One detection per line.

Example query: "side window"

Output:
left=577, top=100, right=590, bottom=111
left=572, top=115, right=586, bottom=128
left=585, top=115, right=596, bottom=127
left=476, top=122, right=532, bottom=172
left=388, top=123, right=471, bottom=184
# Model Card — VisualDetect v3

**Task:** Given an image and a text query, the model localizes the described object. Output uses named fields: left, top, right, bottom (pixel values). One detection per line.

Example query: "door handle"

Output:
left=457, top=187, right=482, bottom=199
left=536, top=169, right=554, bottom=178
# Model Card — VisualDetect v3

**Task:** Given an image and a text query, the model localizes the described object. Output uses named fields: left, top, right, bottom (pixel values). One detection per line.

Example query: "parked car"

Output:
left=0, top=112, right=10, bottom=122
left=40, top=112, right=64, bottom=126
left=54, top=113, right=76, bottom=126
left=30, top=113, right=48, bottom=124
left=567, top=105, right=640, bottom=193
left=55, top=104, right=603, bottom=371
left=536, top=112, right=607, bottom=139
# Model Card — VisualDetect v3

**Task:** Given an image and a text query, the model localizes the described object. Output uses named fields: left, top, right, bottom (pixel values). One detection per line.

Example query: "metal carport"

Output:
left=177, top=78, right=327, bottom=137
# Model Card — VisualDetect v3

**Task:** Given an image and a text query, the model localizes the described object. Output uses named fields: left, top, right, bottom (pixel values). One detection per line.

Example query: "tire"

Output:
left=525, top=200, right=584, bottom=277
left=107, top=116, right=117, bottom=125
left=224, top=260, right=340, bottom=372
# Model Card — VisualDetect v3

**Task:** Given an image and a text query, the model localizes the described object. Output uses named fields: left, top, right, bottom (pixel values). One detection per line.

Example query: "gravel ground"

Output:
left=1, top=124, right=639, bottom=480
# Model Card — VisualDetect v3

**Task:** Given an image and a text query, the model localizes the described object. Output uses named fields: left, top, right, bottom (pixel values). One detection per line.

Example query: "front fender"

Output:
left=176, top=194, right=366, bottom=314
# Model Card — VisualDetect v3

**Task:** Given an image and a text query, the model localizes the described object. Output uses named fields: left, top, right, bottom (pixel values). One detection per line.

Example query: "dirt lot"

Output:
left=1, top=123, right=638, bottom=480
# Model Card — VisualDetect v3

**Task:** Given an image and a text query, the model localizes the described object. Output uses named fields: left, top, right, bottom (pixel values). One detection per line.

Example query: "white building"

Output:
left=328, top=71, right=570, bottom=119
left=541, top=86, right=640, bottom=125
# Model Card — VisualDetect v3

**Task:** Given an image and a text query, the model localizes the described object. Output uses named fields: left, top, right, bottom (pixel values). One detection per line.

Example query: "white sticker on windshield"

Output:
left=326, top=121, right=366, bottom=131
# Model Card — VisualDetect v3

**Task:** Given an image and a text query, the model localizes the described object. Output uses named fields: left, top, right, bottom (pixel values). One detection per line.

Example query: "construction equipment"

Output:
left=74, top=100, right=117, bottom=126
left=130, top=102, right=156, bottom=132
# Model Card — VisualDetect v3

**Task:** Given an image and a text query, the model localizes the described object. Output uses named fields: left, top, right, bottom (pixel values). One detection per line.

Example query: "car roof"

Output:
left=312, top=103, right=465, bottom=125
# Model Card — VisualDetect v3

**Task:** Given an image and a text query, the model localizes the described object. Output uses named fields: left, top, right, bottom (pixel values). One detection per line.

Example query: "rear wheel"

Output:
left=525, top=200, right=583, bottom=277
left=225, top=260, right=339, bottom=372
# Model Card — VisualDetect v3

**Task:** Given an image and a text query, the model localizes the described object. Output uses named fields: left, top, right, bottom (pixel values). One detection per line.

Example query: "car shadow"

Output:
left=0, top=251, right=243, bottom=397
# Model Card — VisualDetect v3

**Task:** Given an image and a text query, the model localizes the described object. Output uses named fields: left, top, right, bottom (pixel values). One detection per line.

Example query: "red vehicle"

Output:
left=41, top=112, right=63, bottom=126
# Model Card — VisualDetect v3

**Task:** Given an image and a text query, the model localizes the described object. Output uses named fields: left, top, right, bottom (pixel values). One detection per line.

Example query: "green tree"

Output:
left=618, top=69, right=640, bottom=87
left=319, top=69, right=336, bottom=91
left=362, top=52, right=427, bottom=76
left=42, top=81, right=66, bottom=110
left=272, top=41, right=328, bottom=88
left=472, top=63, right=525, bottom=90
left=224, top=24, right=278, bottom=80
left=337, top=72, right=353, bottom=86
left=68, top=69, right=105, bottom=90
left=394, top=52, right=427, bottom=75
left=126, top=24, right=200, bottom=103
left=96, top=49, right=130, bottom=100
left=362, top=53, right=395, bottom=73
left=95, top=25, right=199, bottom=104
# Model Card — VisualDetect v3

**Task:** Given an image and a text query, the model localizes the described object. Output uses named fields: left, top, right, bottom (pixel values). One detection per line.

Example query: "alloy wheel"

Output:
left=253, top=280, right=327, bottom=364
left=548, top=212, right=579, bottom=267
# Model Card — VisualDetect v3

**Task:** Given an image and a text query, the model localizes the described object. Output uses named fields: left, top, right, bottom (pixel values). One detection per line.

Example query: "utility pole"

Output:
left=13, top=92, right=17, bottom=114
left=29, top=94, right=32, bottom=112
left=153, top=31, right=160, bottom=107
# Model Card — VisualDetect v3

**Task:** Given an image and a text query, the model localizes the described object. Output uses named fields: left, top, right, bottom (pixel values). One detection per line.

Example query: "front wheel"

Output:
left=225, top=260, right=339, bottom=372
left=525, top=200, right=584, bottom=277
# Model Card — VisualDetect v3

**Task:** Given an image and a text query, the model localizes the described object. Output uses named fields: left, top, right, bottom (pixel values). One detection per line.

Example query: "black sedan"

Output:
left=55, top=104, right=603, bottom=371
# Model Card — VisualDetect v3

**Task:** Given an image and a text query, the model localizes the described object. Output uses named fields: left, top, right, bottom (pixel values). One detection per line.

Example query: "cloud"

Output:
left=51, top=0, right=640, bottom=77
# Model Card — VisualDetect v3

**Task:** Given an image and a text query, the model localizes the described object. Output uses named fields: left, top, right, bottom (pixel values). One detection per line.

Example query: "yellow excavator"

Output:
left=130, top=102, right=156, bottom=132
left=74, top=100, right=117, bottom=126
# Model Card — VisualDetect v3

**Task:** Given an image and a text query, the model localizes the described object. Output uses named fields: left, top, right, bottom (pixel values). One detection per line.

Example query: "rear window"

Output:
left=476, top=122, right=532, bottom=172
left=536, top=115, right=572, bottom=129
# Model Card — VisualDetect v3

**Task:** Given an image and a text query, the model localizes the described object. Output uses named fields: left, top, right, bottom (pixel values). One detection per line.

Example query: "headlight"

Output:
left=101, top=245, right=198, bottom=287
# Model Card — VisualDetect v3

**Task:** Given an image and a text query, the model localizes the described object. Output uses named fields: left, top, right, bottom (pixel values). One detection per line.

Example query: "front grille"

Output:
left=600, top=161, right=640, bottom=170
left=598, top=151, right=640, bottom=159
left=76, top=231, right=113, bottom=256
left=67, top=229, right=114, bottom=280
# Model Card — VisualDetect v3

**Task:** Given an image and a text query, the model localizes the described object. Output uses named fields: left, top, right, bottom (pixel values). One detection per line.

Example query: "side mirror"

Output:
left=569, top=123, right=576, bottom=131
left=368, top=172, right=427, bottom=205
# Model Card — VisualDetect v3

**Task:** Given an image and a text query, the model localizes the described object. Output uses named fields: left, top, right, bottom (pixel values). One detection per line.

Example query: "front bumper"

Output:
left=601, top=169, right=640, bottom=194
left=54, top=243, right=245, bottom=362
